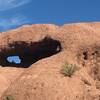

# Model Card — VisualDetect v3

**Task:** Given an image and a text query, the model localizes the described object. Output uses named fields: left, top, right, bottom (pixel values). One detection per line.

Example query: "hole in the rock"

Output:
left=7, top=56, right=21, bottom=64
left=0, top=37, right=62, bottom=68
left=83, top=51, right=88, bottom=60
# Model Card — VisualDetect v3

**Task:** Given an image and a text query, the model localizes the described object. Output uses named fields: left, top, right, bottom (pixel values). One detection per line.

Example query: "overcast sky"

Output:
left=0, top=0, right=100, bottom=32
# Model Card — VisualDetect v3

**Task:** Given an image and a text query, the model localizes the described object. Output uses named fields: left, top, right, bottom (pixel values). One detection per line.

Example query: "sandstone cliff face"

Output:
left=0, top=22, right=100, bottom=100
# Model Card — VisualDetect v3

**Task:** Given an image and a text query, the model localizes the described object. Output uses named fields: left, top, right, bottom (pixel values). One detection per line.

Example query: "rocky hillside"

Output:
left=0, top=22, right=100, bottom=100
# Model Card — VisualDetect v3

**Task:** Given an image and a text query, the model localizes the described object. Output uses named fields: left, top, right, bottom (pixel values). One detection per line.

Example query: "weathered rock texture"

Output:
left=0, top=22, right=100, bottom=100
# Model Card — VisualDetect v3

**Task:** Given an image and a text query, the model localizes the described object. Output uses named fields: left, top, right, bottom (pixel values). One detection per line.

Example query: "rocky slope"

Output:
left=0, top=22, right=100, bottom=100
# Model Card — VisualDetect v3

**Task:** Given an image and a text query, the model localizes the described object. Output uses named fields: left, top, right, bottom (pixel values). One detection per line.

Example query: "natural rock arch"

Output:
left=0, top=37, right=62, bottom=68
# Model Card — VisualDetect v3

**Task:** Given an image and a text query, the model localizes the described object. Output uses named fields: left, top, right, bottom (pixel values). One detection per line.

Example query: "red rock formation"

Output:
left=0, top=23, right=100, bottom=100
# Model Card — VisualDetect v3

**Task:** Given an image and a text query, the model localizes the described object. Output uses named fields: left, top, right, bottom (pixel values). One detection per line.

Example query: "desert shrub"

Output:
left=61, top=63, right=78, bottom=77
left=4, top=95, right=14, bottom=100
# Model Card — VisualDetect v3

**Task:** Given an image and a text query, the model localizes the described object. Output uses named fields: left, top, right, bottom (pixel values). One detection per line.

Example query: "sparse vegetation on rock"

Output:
left=61, top=63, right=78, bottom=77
left=4, top=95, right=14, bottom=100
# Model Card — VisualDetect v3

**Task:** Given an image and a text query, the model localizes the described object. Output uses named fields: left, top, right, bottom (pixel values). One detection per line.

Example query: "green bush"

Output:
left=61, top=63, right=78, bottom=77
left=4, top=95, right=14, bottom=100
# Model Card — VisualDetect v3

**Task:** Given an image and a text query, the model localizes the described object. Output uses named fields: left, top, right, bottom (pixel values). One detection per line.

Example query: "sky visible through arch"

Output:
left=0, top=0, right=100, bottom=64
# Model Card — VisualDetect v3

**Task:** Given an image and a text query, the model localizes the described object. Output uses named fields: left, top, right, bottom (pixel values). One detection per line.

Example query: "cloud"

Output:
left=0, top=0, right=31, bottom=11
left=0, top=16, right=32, bottom=31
